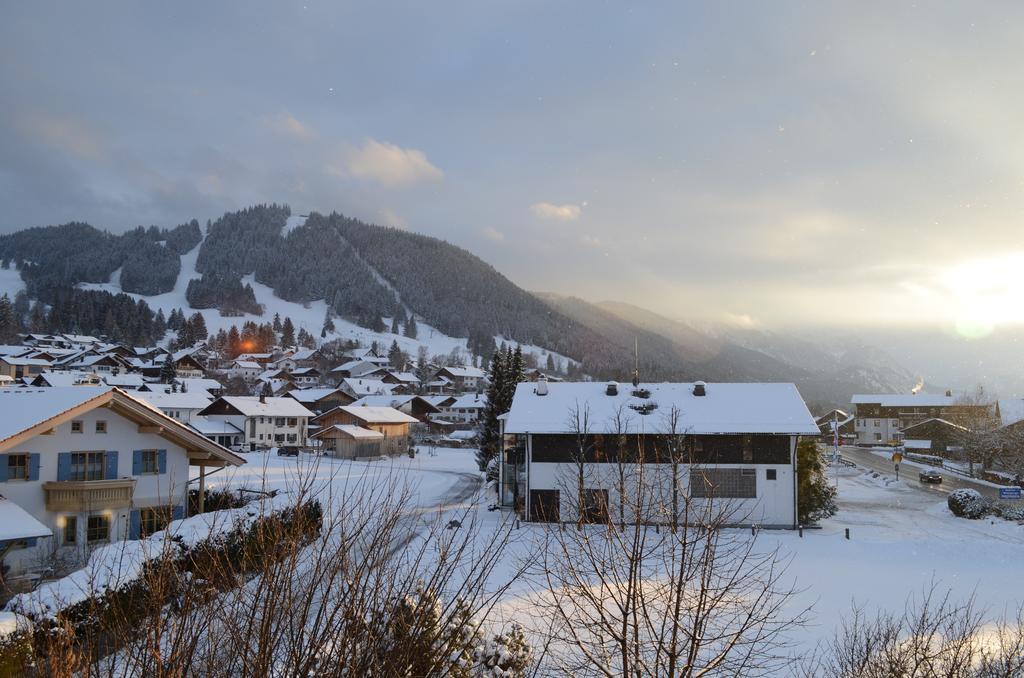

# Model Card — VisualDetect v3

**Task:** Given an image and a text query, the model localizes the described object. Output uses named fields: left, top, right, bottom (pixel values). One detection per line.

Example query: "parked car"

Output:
left=919, top=469, right=943, bottom=484
left=277, top=446, right=301, bottom=457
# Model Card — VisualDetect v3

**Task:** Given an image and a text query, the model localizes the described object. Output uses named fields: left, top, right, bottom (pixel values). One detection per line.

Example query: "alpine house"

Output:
left=499, top=380, right=819, bottom=528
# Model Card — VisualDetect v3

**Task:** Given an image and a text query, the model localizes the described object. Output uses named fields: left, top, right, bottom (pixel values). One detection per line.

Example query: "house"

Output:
left=64, top=353, right=124, bottom=374
left=189, top=417, right=245, bottom=450
left=348, top=395, right=440, bottom=422
left=433, top=366, right=485, bottom=392
left=165, top=350, right=206, bottom=379
left=0, top=387, right=243, bottom=577
left=310, top=425, right=387, bottom=460
left=329, top=360, right=384, bottom=382
left=289, top=367, right=322, bottom=387
left=439, top=393, right=486, bottom=425
left=273, top=348, right=321, bottom=372
left=338, top=377, right=393, bottom=400
left=227, top=360, right=263, bottom=382
left=500, top=381, right=819, bottom=527
left=0, top=357, right=52, bottom=380
left=311, top=406, right=418, bottom=456
left=235, top=352, right=274, bottom=366
left=30, top=371, right=103, bottom=388
left=286, top=387, right=354, bottom=414
left=815, top=409, right=855, bottom=440
left=850, top=393, right=993, bottom=445
left=197, top=395, right=315, bottom=450
left=899, top=418, right=968, bottom=456
left=174, top=377, right=225, bottom=397
left=103, top=373, right=148, bottom=390
left=132, top=390, right=214, bottom=424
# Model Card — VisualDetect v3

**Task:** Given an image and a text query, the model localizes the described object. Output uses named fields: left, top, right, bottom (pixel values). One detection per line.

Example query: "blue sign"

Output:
left=999, top=487, right=1022, bottom=501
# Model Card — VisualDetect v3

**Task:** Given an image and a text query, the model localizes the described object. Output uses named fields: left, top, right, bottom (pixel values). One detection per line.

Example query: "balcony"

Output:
left=42, top=479, right=137, bottom=512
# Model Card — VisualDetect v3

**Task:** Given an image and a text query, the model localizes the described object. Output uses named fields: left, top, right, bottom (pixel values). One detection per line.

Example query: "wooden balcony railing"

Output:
left=42, top=479, right=137, bottom=512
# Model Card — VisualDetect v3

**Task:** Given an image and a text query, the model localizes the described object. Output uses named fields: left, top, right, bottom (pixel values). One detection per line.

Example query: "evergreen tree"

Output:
left=227, top=325, right=241, bottom=358
left=797, top=438, right=838, bottom=524
left=281, top=316, right=296, bottom=347
left=0, top=294, right=19, bottom=343
left=388, top=340, right=405, bottom=370
left=546, top=352, right=556, bottom=373
left=390, top=316, right=400, bottom=334
left=297, top=327, right=316, bottom=349
left=370, top=313, right=386, bottom=333
left=477, top=350, right=506, bottom=474
left=404, top=315, right=418, bottom=339
left=154, top=309, right=167, bottom=337
left=273, top=313, right=282, bottom=332
left=189, top=312, right=208, bottom=342
left=321, top=311, right=335, bottom=338
left=160, top=356, right=177, bottom=384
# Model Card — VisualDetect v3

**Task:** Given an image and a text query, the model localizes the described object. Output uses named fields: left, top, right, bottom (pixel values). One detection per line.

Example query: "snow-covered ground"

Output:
left=0, top=265, right=26, bottom=300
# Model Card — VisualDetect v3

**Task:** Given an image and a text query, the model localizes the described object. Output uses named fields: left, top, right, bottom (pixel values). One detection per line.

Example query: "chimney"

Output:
left=693, top=381, right=707, bottom=397
left=606, top=381, right=618, bottom=396
left=536, top=377, right=548, bottom=396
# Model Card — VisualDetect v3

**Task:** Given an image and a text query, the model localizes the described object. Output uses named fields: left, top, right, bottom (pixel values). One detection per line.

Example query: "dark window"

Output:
left=7, top=454, right=28, bottom=481
left=583, top=488, right=610, bottom=524
left=140, top=450, right=159, bottom=474
left=766, top=469, right=777, bottom=480
left=70, top=452, right=105, bottom=481
left=64, top=516, right=77, bottom=544
left=71, top=420, right=83, bottom=434
left=140, top=507, right=170, bottom=538
left=95, top=420, right=107, bottom=434
left=690, top=468, right=757, bottom=499
left=530, top=489, right=560, bottom=522
left=87, top=515, right=110, bottom=543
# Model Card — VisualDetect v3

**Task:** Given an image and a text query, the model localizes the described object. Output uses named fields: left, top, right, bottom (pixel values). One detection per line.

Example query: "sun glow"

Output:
left=938, top=253, right=1024, bottom=338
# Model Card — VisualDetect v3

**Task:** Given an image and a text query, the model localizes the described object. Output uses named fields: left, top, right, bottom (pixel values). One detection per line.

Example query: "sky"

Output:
left=2, top=2, right=1024, bottom=334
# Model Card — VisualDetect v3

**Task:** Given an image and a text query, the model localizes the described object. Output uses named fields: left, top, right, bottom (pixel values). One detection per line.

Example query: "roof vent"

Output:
left=535, top=377, right=549, bottom=396
left=606, top=381, right=618, bottom=396
left=693, top=381, right=707, bottom=397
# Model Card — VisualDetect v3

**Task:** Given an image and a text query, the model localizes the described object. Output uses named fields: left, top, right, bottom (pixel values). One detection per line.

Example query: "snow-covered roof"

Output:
left=104, top=374, right=146, bottom=388
left=903, top=439, right=932, bottom=450
left=387, top=371, right=419, bottom=383
left=0, top=357, right=52, bottom=366
left=188, top=417, right=243, bottom=435
left=0, top=497, right=53, bottom=542
left=0, top=345, right=30, bottom=356
left=289, top=348, right=317, bottom=361
left=447, top=429, right=478, bottom=440
left=900, top=417, right=967, bottom=432
left=422, top=395, right=456, bottom=407
left=133, top=390, right=213, bottom=411
left=236, top=353, right=273, bottom=361
left=313, top=424, right=385, bottom=440
left=232, top=361, right=262, bottom=369
left=998, top=399, right=1024, bottom=427
left=287, top=387, right=342, bottom=403
left=851, top=394, right=958, bottom=407
left=350, top=394, right=416, bottom=409
left=438, top=366, right=484, bottom=378
left=0, top=387, right=113, bottom=443
left=504, top=382, right=819, bottom=435
left=290, top=367, right=319, bottom=376
left=204, top=396, right=315, bottom=418
left=68, top=354, right=118, bottom=367
left=338, top=405, right=419, bottom=424
left=175, top=377, right=223, bottom=394
left=449, top=394, right=486, bottom=409
left=341, top=378, right=393, bottom=396
left=33, top=371, right=101, bottom=387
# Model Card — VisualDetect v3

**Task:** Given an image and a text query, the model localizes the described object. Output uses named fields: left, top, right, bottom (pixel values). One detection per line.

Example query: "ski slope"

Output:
left=73, top=237, right=576, bottom=368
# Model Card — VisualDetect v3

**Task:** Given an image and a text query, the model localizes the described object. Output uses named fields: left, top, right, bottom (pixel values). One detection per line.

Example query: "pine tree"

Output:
left=404, top=315, right=418, bottom=339
left=227, top=325, right=241, bottom=358
left=189, top=312, right=208, bottom=342
left=321, top=311, right=335, bottom=338
left=281, top=316, right=296, bottom=347
left=154, top=309, right=167, bottom=337
left=546, top=352, right=556, bottom=373
left=797, top=438, right=838, bottom=524
left=477, top=350, right=506, bottom=474
left=273, top=313, right=282, bottom=332
left=391, top=316, right=400, bottom=334
left=388, top=340, right=405, bottom=370
left=0, top=294, right=19, bottom=343
left=160, top=356, right=177, bottom=384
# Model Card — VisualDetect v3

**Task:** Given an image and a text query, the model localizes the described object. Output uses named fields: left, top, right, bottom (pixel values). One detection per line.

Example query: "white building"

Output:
left=500, top=381, right=819, bottom=529
left=0, top=387, right=243, bottom=577
left=197, top=395, right=315, bottom=450
left=228, top=360, right=263, bottom=382
left=132, top=390, right=214, bottom=424
left=441, top=393, right=486, bottom=424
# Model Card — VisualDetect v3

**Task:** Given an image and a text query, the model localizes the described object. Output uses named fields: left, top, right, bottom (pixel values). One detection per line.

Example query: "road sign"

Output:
left=999, top=487, right=1022, bottom=501
left=892, top=451, right=903, bottom=464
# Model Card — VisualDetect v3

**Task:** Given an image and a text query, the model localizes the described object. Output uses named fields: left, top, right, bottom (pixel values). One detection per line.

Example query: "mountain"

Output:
left=0, top=204, right=922, bottom=408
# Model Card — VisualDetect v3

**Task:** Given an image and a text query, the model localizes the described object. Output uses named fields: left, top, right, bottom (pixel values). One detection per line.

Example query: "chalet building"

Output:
left=30, top=371, right=103, bottom=388
left=197, top=396, right=315, bottom=450
left=311, top=425, right=387, bottom=460
left=0, top=387, right=243, bottom=577
left=432, top=366, right=485, bottom=393
left=133, top=390, right=214, bottom=424
left=329, top=360, right=385, bottom=382
left=289, top=367, right=322, bottom=387
left=850, top=393, right=993, bottom=445
left=227, top=360, right=262, bottom=382
left=440, top=393, right=486, bottom=425
left=338, top=377, right=393, bottom=400
left=900, top=418, right=968, bottom=455
left=0, top=356, right=52, bottom=380
left=815, top=409, right=855, bottom=440
left=311, top=406, right=418, bottom=457
left=236, top=352, right=275, bottom=366
left=273, top=348, right=321, bottom=372
left=500, top=381, right=818, bottom=528
left=348, top=395, right=440, bottom=422
left=65, top=353, right=124, bottom=374
left=287, top=387, right=355, bottom=414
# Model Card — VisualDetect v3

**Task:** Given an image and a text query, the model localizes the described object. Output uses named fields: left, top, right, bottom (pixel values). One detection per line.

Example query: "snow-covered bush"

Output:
left=992, top=503, right=1024, bottom=522
left=947, top=488, right=990, bottom=519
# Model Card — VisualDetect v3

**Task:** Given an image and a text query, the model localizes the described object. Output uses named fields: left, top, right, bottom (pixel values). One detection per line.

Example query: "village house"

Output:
left=850, top=393, right=993, bottom=445
left=500, top=380, right=819, bottom=528
left=272, top=348, right=321, bottom=372
left=286, top=387, right=354, bottom=414
left=311, top=406, right=418, bottom=457
left=227, top=360, right=263, bottom=382
left=0, top=356, right=52, bottom=380
left=132, top=390, right=215, bottom=424
left=197, top=395, right=315, bottom=450
left=440, top=393, right=486, bottom=425
left=289, top=367, right=322, bottom=387
left=432, top=366, right=485, bottom=393
left=0, top=387, right=244, bottom=578
left=337, top=377, right=393, bottom=400
left=348, top=394, right=441, bottom=422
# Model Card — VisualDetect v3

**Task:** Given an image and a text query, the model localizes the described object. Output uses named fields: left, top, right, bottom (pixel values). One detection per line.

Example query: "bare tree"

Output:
left=565, top=399, right=594, bottom=526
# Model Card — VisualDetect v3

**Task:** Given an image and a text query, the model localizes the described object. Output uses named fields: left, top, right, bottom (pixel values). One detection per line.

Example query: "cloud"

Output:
left=377, top=207, right=408, bottom=229
left=481, top=226, right=505, bottom=241
left=263, top=112, right=314, bottom=140
left=580, top=234, right=602, bottom=247
left=530, top=202, right=582, bottom=221
left=20, top=115, right=103, bottom=160
left=340, top=139, right=443, bottom=187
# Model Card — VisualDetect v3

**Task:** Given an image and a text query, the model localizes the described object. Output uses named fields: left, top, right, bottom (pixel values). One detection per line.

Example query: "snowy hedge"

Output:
left=947, top=489, right=989, bottom=519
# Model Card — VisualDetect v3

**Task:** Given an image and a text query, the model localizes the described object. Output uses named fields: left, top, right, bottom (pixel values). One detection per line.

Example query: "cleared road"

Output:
left=837, top=445, right=1005, bottom=501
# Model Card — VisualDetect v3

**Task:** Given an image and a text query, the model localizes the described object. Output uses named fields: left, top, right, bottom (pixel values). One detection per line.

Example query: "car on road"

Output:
left=919, top=469, right=943, bottom=484
left=276, top=446, right=302, bottom=457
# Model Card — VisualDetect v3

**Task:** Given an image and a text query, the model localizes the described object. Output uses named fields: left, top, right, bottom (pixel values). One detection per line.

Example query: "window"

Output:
left=71, top=420, right=83, bottom=434
left=7, top=454, right=28, bottom=481
left=139, top=449, right=158, bottom=475
left=766, top=469, right=777, bottom=480
left=874, top=433, right=882, bottom=442
left=87, top=515, right=110, bottom=543
left=275, top=417, right=285, bottom=427
left=70, top=452, right=105, bottom=481
left=95, top=420, right=107, bottom=434
left=690, top=469, right=757, bottom=499
left=287, top=418, right=297, bottom=426
left=286, top=434, right=297, bottom=443
left=742, top=436, right=754, bottom=463
left=139, top=507, right=169, bottom=538
left=873, top=419, right=880, bottom=427
left=530, top=489, right=560, bottom=522
left=274, top=434, right=285, bottom=443
left=64, top=516, right=77, bottom=543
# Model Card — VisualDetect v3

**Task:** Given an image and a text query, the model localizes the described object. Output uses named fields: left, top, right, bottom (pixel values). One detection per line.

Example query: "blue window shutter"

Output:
left=158, top=449, right=167, bottom=474
left=105, top=451, right=119, bottom=480
left=0, top=455, right=7, bottom=482
left=132, top=450, right=142, bottom=475
left=28, top=454, right=40, bottom=481
left=57, top=453, right=71, bottom=481
left=129, top=510, right=141, bottom=540
left=172, top=505, right=184, bottom=521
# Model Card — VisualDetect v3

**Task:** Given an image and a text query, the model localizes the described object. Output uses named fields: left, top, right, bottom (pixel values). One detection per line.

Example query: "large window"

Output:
left=71, top=452, right=105, bottom=481
left=140, top=507, right=169, bottom=538
left=87, top=515, right=110, bottom=543
left=7, top=453, right=28, bottom=481
left=530, top=489, right=560, bottom=522
left=139, top=449, right=159, bottom=475
left=63, top=516, right=77, bottom=544
left=690, top=468, right=757, bottom=499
